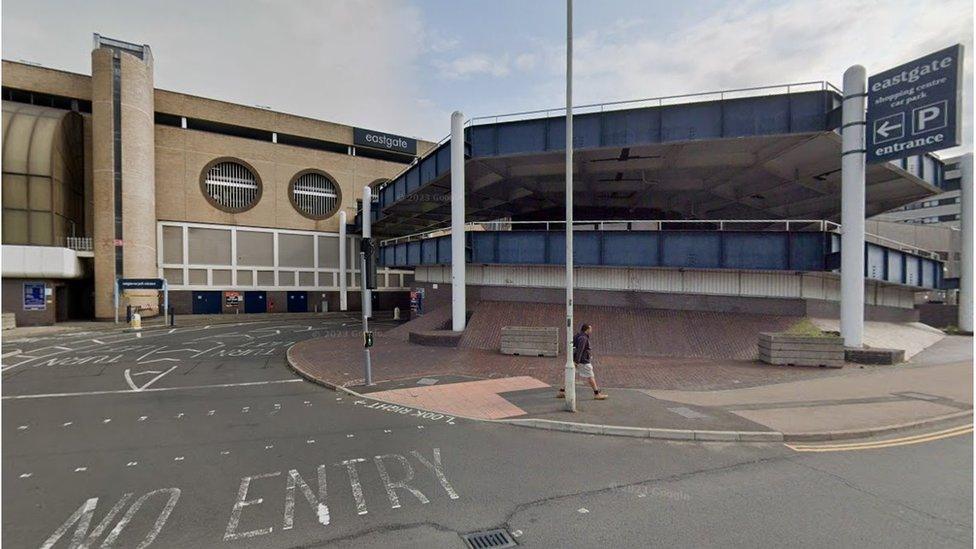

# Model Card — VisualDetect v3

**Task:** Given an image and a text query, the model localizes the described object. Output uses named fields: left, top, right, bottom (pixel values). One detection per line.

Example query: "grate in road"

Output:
left=460, top=528, right=517, bottom=548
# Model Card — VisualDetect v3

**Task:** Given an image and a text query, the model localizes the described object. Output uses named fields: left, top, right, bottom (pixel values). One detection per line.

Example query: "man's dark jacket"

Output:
left=573, top=332, right=591, bottom=364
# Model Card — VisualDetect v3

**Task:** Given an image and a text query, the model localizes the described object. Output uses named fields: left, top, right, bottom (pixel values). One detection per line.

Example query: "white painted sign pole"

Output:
left=563, top=0, right=577, bottom=412
left=361, top=187, right=372, bottom=319
left=451, top=111, right=466, bottom=332
left=960, top=153, right=973, bottom=333
left=841, top=65, right=867, bottom=348
left=339, top=210, right=347, bottom=311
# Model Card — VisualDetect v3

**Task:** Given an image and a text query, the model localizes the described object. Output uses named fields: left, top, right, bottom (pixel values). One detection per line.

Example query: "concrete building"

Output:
left=875, top=155, right=963, bottom=227
left=1, top=35, right=432, bottom=326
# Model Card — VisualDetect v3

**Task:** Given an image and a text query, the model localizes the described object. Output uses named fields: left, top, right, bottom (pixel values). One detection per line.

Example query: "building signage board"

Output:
left=118, top=278, right=164, bottom=290
left=225, top=291, right=242, bottom=307
left=866, top=44, right=963, bottom=164
left=23, top=282, right=46, bottom=310
left=353, top=128, right=417, bottom=155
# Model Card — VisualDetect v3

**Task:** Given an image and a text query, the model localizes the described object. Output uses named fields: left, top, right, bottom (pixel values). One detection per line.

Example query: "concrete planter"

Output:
left=758, top=332, right=844, bottom=368
left=501, top=326, right=559, bottom=357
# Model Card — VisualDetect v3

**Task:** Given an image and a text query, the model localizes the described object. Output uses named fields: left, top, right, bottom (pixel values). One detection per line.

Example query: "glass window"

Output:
left=29, top=177, right=51, bottom=211
left=2, top=210, right=29, bottom=244
left=2, top=174, right=28, bottom=209
left=163, top=268, right=184, bottom=285
left=237, top=270, right=254, bottom=286
left=256, top=271, right=275, bottom=286
left=317, top=236, right=339, bottom=268
left=212, top=269, right=232, bottom=285
left=299, top=271, right=315, bottom=286
left=29, top=211, right=52, bottom=244
left=188, top=269, right=208, bottom=285
left=278, top=233, right=314, bottom=267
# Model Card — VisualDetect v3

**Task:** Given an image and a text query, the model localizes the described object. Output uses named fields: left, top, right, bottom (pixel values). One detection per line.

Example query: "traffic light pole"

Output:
left=360, top=250, right=372, bottom=386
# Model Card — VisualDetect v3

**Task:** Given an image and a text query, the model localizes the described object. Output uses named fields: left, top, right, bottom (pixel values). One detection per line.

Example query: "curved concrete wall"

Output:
left=92, top=47, right=157, bottom=319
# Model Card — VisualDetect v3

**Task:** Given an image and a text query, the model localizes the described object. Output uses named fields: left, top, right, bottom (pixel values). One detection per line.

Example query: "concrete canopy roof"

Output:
left=373, top=131, right=941, bottom=236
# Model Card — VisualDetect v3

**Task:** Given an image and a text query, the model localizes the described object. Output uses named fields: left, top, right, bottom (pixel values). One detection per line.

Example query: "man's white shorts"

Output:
left=575, top=362, right=594, bottom=378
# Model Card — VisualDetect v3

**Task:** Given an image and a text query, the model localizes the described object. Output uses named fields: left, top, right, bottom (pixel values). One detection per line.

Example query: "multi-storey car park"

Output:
left=0, top=34, right=954, bottom=338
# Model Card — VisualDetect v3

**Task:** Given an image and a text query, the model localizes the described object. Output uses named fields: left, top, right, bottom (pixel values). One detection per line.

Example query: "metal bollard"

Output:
left=126, top=305, right=132, bottom=323
left=169, top=306, right=175, bottom=326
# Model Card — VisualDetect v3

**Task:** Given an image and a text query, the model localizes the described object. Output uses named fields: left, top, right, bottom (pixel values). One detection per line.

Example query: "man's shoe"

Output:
left=594, top=392, right=608, bottom=400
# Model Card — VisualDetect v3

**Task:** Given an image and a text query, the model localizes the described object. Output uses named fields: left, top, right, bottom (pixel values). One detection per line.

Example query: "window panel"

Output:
left=2, top=174, right=28, bottom=209
left=187, top=227, right=231, bottom=265
left=278, top=233, right=314, bottom=267
left=29, top=211, right=52, bottom=245
left=2, top=209, right=28, bottom=244
left=162, top=226, right=184, bottom=264
left=237, top=231, right=274, bottom=266
left=163, top=268, right=184, bottom=285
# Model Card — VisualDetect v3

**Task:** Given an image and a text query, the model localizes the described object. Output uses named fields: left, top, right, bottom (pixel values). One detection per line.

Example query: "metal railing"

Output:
left=64, top=236, right=93, bottom=252
left=378, top=218, right=941, bottom=261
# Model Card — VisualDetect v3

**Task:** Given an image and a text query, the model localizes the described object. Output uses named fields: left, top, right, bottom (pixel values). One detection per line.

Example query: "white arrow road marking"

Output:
left=124, top=365, right=179, bottom=392
left=2, top=349, right=23, bottom=358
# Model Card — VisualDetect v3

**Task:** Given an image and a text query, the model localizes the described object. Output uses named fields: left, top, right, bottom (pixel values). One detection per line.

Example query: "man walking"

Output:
left=557, top=323, right=607, bottom=400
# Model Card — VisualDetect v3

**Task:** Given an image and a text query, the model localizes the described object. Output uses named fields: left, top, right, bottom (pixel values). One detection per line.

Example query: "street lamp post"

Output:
left=563, top=0, right=576, bottom=412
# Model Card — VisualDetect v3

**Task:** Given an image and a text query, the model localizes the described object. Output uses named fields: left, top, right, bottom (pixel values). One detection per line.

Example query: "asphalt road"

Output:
left=2, top=318, right=972, bottom=548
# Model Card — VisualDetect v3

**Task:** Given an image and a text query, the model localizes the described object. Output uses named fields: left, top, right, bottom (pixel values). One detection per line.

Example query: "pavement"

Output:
left=3, top=315, right=972, bottom=547
left=288, top=326, right=973, bottom=442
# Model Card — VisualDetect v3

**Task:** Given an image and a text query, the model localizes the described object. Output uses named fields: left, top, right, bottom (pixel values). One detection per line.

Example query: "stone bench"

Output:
left=758, top=332, right=844, bottom=368
left=501, top=326, right=559, bottom=357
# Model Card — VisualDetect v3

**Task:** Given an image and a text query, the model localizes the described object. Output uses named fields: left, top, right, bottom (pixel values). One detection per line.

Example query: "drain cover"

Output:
left=461, top=528, right=517, bottom=548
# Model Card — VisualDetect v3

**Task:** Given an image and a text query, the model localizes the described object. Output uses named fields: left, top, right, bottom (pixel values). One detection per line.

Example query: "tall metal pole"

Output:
left=362, top=186, right=372, bottom=319
left=451, top=111, right=467, bottom=332
left=960, top=153, right=973, bottom=332
left=360, top=251, right=372, bottom=385
left=339, top=210, right=348, bottom=311
left=840, top=65, right=866, bottom=348
left=563, top=0, right=576, bottom=412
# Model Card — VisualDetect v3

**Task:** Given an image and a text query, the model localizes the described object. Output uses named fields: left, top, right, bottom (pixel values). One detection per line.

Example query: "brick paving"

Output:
left=289, top=332, right=851, bottom=392
left=367, top=376, right=550, bottom=419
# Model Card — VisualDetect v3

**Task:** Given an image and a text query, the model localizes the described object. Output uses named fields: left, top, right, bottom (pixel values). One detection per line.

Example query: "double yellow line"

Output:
left=786, top=424, right=973, bottom=453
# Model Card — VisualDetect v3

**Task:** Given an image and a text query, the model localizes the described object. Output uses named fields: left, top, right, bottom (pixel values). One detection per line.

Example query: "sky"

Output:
left=2, top=0, right=973, bottom=155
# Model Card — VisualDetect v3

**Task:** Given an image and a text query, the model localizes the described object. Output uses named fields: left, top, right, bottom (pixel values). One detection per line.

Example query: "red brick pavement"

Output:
left=288, top=332, right=850, bottom=392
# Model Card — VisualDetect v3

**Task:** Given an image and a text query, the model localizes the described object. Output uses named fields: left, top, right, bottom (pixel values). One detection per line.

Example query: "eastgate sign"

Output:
left=353, top=128, right=417, bottom=155
left=866, top=44, right=963, bottom=164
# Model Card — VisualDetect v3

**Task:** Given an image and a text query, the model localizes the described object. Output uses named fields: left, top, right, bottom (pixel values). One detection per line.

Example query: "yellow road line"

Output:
left=786, top=424, right=973, bottom=452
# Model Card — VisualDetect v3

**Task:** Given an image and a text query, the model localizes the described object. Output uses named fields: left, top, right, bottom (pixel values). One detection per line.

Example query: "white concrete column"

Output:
left=362, top=187, right=372, bottom=318
left=451, top=111, right=466, bottom=332
left=960, top=153, right=973, bottom=332
left=841, top=65, right=867, bottom=348
left=339, top=210, right=347, bottom=311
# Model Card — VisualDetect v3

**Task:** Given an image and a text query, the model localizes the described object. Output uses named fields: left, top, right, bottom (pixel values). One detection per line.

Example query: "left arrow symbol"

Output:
left=877, top=119, right=901, bottom=138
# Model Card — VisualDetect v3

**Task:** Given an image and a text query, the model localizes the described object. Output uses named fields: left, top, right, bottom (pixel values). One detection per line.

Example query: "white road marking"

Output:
left=75, top=467, right=87, bottom=472
left=63, top=422, right=73, bottom=427
left=283, top=467, right=330, bottom=529
left=17, top=425, right=28, bottom=430
left=242, top=406, right=250, bottom=413
left=2, top=349, right=23, bottom=358
left=176, top=413, right=184, bottom=419
left=102, top=418, right=112, bottom=424
left=224, top=472, right=280, bottom=540
left=19, top=472, right=32, bottom=478
left=340, top=459, right=369, bottom=515
left=384, top=430, right=392, bottom=433
left=346, top=434, right=355, bottom=438
left=2, top=378, right=305, bottom=400
left=265, top=445, right=274, bottom=450
left=168, top=329, right=177, bottom=334
left=124, top=365, right=179, bottom=392
left=306, top=439, right=315, bottom=444
left=92, top=339, right=105, bottom=344
left=221, top=450, right=231, bottom=455
left=374, top=454, right=429, bottom=509
left=174, top=456, right=184, bottom=461
left=578, top=508, right=589, bottom=514
left=53, top=346, right=72, bottom=351
left=417, top=425, right=425, bottom=429
left=138, top=416, right=148, bottom=421
left=126, top=461, right=138, bottom=467
left=208, top=410, right=216, bottom=416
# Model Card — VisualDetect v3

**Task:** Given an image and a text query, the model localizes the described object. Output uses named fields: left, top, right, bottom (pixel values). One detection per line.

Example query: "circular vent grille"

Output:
left=290, top=171, right=341, bottom=219
left=201, top=160, right=260, bottom=212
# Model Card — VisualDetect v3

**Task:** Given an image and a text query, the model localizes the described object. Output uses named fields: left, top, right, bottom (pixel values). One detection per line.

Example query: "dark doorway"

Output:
left=192, top=291, right=222, bottom=314
left=244, top=291, right=267, bottom=313
left=287, top=291, right=308, bottom=312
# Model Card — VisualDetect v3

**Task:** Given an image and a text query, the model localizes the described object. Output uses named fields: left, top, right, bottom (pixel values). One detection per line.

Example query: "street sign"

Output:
left=23, top=282, right=46, bottom=310
left=118, top=278, right=164, bottom=290
left=866, top=44, right=963, bottom=164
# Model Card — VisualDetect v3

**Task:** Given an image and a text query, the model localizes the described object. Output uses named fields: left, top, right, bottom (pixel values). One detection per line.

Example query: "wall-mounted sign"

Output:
left=353, top=128, right=417, bottom=155
left=24, top=282, right=46, bottom=310
left=866, top=44, right=963, bottom=164
left=225, top=291, right=242, bottom=307
left=118, top=278, right=164, bottom=290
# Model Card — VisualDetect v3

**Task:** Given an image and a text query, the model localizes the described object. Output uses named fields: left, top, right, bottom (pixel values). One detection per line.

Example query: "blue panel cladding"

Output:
left=865, top=244, right=886, bottom=280
left=394, top=176, right=406, bottom=201
left=789, top=232, right=825, bottom=270
left=497, top=119, right=547, bottom=155
left=382, top=245, right=394, bottom=267
left=661, top=232, right=722, bottom=268
left=497, top=231, right=547, bottom=263
left=722, top=233, right=789, bottom=270
left=437, top=236, right=451, bottom=264
left=661, top=102, right=723, bottom=141
left=470, top=232, right=498, bottom=263
left=904, top=255, right=920, bottom=286
left=394, top=243, right=408, bottom=267
left=887, top=250, right=904, bottom=283
left=602, top=108, right=661, bottom=147
left=406, top=166, right=420, bottom=194
left=407, top=241, right=422, bottom=265
left=421, top=238, right=438, bottom=265
left=921, top=259, right=936, bottom=288
left=436, top=145, right=451, bottom=177
left=419, top=155, right=437, bottom=185
left=546, top=231, right=602, bottom=265
left=602, top=232, right=659, bottom=266
left=546, top=113, right=602, bottom=151
left=789, top=91, right=829, bottom=132
left=722, top=95, right=790, bottom=137
left=470, top=125, right=496, bottom=157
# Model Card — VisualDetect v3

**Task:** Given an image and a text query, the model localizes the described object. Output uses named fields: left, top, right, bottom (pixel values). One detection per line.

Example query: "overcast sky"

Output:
left=2, top=0, right=973, bottom=155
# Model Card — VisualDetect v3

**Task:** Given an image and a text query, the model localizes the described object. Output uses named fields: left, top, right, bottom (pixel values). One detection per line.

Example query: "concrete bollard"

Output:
left=130, top=312, right=142, bottom=331
left=393, top=306, right=400, bottom=320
